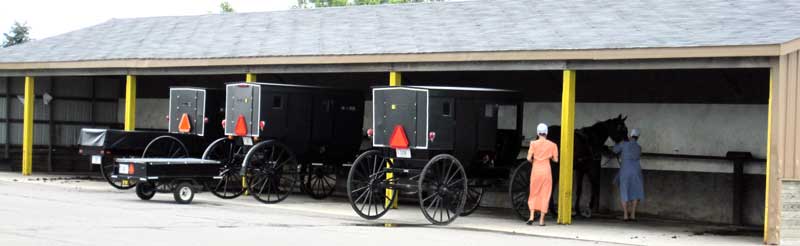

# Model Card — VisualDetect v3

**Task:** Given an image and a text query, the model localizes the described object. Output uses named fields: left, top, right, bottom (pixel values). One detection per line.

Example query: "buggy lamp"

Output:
left=204, top=117, right=208, bottom=124
left=165, top=115, right=169, bottom=121
left=366, top=128, right=374, bottom=137
left=428, top=132, right=436, bottom=142
left=259, top=121, right=266, bottom=130
left=221, top=119, right=226, bottom=129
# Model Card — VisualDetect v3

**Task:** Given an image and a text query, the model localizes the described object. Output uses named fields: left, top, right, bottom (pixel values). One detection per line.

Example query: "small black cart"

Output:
left=114, top=158, right=222, bottom=204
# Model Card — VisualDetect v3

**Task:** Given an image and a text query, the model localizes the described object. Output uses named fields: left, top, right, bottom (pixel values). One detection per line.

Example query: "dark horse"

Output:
left=545, top=115, right=628, bottom=217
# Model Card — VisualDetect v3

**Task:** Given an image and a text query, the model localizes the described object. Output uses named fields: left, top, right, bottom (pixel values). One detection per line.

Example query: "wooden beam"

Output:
left=557, top=69, right=576, bottom=225
left=21, top=76, right=34, bottom=176
left=386, top=71, right=400, bottom=209
left=0, top=44, right=781, bottom=71
left=245, top=73, right=256, bottom=82
left=124, top=75, right=136, bottom=131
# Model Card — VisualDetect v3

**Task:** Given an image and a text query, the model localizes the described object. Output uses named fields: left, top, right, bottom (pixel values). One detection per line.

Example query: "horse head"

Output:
left=604, top=114, right=629, bottom=143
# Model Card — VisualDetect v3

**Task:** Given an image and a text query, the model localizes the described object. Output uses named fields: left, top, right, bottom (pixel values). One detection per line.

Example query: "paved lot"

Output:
left=0, top=172, right=762, bottom=246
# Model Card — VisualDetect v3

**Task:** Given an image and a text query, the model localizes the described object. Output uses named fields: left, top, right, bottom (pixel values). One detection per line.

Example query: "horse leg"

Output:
left=589, top=164, right=602, bottom=213
left=573, top=168, right=584, bottom=217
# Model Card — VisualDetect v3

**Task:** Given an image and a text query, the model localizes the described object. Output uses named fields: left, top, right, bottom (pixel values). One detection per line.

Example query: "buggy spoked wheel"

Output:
left=136, top=182, right=156, bottom=200
left=203, top=138, right=246, bottom=199
left=303, top=163, right=337, bottom=199
left=347, top=150, right=397, bottom=220
left=142, top=135, right=189, bottom=158
left=244, top=140, right=299, bottom=204
left=418, top=154, right=468, bottom=225
left=460, top=179, right=485, bottom=216
left=100, top=161, right=136, bottom=190
left=509, top=161, right=532, bottom=221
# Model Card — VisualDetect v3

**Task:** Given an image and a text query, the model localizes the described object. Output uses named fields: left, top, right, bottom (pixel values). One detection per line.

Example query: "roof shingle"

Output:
left=1, top=0, right=799, bottom=63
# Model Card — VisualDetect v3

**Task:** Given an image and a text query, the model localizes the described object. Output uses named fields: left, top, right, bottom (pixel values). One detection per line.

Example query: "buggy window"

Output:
left=484, top=104, right=495, bottom=118
left=497, top=105, right=517, bottom=130
left=272, top=95, right=283, bottom=109
left=442, top=101, right=451, bottom=117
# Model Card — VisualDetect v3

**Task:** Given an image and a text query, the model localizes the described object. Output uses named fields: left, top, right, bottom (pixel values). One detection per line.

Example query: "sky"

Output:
left=1, top=0, right=297, bottom=39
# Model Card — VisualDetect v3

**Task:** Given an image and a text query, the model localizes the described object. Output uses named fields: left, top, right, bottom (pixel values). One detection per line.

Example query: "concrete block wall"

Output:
left=782, top=180, right=800, bottom=244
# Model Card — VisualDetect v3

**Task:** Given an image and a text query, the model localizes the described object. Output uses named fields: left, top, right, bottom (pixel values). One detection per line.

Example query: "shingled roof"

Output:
left=1, top=0, right=800, bottom=64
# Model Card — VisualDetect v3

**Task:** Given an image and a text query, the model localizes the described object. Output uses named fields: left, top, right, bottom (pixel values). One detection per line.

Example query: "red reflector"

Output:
left=221, top=119, right=226, bottom=129
left=259, top=121, right=265, bottom=130
left=366, top=128, right=374, bottom=137
left=237, top=84, right=250, bottom=88
left=389, top=125, right=409, bottom=149
left=178, top=113, right=191, bottom=133
left=128, top=164, right=135, bottom=175
left=235, top=114, right=248, bottom=136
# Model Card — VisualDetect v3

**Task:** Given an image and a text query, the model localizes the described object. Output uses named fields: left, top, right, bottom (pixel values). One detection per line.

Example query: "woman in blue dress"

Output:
left=613, top=128, right=644, bottom=221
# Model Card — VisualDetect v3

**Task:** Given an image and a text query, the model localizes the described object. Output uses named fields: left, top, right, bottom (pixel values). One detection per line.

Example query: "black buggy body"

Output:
left=204, top=82, right=364, bottom=203
left=348, top=86, right=523, bottom=225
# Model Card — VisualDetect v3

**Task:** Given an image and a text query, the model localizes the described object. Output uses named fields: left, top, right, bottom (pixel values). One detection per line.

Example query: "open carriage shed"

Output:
left=0, top=0, right=799, bottom=243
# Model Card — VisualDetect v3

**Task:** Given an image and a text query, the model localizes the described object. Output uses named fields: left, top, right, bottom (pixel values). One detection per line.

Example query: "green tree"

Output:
left=2, top=21, right=31, bottom=48
left=220, top=1, right=234, bottom=13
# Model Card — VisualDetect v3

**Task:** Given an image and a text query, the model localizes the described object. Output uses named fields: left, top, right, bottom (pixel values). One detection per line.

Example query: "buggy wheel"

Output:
left=303, top=163, right=337, bottom=200
left=100, top=160, right=136, bottom=190
left=244, top=140, right=299, bottom=204
left=509, top=161, right=532, bottom=221
left=460, top=179, right=485, bottom=216
left=347, top=150, right=397, bottom=220
left=203, top=138, right=245, bottom=199
left=419, top=154, right=467, bottom=225
left=135, top=182, right=156, bottom=200
left=142, top=135, right=189, bottom=158
left=173, top=182, right=195, bottom=204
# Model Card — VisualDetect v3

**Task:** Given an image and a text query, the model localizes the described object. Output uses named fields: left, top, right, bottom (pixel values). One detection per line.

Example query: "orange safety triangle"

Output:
left=178, top=113, right=191, bottom=133
left=234, top=114, right=248, bottom=136
left=389, top=125, right=409, bottom=149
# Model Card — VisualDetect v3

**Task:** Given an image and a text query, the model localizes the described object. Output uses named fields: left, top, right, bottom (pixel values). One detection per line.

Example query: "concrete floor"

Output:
left=0, top=171, right=762, bottom=246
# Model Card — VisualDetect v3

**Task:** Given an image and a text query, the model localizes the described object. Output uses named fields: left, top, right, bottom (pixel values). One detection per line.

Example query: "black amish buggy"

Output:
left=201, top=82, right=365, bottom=203
left=347, top=86, right=523, bottom=225
left=78, top=87, right=225, bottom=190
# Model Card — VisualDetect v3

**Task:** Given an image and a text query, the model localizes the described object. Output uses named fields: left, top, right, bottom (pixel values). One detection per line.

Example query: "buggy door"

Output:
left=169, top=88, right=206, bottom=135
left=225, top=83, right=260, bottom=137
left=373, top=88, right=428, bottom=149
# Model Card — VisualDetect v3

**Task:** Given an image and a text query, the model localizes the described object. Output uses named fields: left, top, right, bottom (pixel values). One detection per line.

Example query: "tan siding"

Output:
left=796, top=51, right=800, bottom=178
left=785, top=52, right=797, bottom=178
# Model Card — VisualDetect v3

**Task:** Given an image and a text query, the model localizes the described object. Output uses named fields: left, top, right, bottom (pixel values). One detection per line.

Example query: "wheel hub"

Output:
left=179, top=187, right=192, bottom=200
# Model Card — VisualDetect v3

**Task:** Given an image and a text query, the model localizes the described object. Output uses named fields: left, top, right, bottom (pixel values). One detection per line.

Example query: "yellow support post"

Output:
left=124, top=75, right=136, bottom=131
left=763, top=69, right=775, bottom=242
left=557, top=69, right=576, bottom=225
left=386, top=71, right=401, bottom=209
left=21, top=76, right=34, bottom=176
left=389, top=71, right=401, bottom=86
left=243, top=72, right=256, bottom=194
